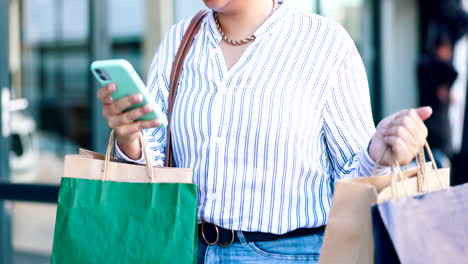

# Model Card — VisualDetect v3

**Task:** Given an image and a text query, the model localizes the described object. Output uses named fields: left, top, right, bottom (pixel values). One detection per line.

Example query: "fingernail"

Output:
left=143, top=105, right=152, bottom=112
left=108, top=84, right=116, bottom=91
left=133, top=94, right=143, bottom=103
left=152, top=120, right=160, bottom=127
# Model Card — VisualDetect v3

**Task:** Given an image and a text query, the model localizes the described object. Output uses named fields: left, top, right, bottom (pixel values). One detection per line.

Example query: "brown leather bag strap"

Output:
left=165, top=10, right=209, bottom=167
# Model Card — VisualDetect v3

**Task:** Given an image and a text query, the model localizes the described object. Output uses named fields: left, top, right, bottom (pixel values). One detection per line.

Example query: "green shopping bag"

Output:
left=51, top=132, right=197, bottom=263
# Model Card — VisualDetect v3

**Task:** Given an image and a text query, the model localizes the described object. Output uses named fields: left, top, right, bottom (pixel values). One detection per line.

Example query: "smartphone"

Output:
left=90, top=59, right=167, bottom=127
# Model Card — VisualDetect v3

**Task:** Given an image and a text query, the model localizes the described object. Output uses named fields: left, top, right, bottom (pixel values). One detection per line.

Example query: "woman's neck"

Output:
left=215, top=0, right=275, bottom=40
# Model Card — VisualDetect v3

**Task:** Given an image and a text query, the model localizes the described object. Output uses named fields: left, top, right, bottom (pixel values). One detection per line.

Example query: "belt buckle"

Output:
left=201, top=222, right=235, bottom=247
left=201, top=222, right=219, bottom=246
left=217, top=229, right=235, bottom=247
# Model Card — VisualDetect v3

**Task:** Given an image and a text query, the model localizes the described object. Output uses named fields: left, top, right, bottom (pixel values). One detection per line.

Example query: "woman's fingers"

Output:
left=384, top=125, right=417, bottom=150
left=108, top=94, right=143, bottom=116
left=384, top=135, right=416, bottom=165
left=399, top=109, right=428, bottom=131
left=370, top=107, right=432, bottom=166
left=97, top=84, right=160, bottom=146
left=107, top=105, right=154, bottom=128
left=414, top=106, right=433, bottom=121
left=410, top=109, right=429, bottom=139
left=114, top=119, right=162, bottom=138
left=102, top=93, right=143, bottom=118
left=384, top=110, right=428, bottom=164
left=389, top=110, right=426, bottom=148
left=97, top=84, right=116, bottom=105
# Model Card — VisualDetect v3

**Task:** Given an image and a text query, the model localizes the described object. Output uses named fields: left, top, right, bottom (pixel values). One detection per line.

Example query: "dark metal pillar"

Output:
left=0, top=0, right=13, bottom=262
left=55, top=0, right=66, bottom=155
left=89, top=0, right=111, bottom=153
left=0, top=0, right=11, bottom=174
left=316, top=0, right=322, bottom=14
left=371, top=0, right=383, bottom=123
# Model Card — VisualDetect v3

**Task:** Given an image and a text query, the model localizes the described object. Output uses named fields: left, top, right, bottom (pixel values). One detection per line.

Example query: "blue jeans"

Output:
left=198, top=231, right=324, bottom=263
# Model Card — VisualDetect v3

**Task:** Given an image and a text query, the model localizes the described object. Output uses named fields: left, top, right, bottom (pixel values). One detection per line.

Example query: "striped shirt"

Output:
left=116, top=1, right=388, bottom=235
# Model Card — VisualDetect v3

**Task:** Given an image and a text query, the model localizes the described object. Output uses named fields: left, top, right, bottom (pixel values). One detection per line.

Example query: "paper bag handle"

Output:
left=415, top=142, right=443, bottom=192
left=371, top=141, right=443, bottom=197
left=103, top=130, right=155, bottom=181
left=371, top=141, right=439, bottom=176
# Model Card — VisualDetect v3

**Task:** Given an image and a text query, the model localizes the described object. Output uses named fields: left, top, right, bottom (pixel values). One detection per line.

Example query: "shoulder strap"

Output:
left=165, top=10, right=209, bottom=167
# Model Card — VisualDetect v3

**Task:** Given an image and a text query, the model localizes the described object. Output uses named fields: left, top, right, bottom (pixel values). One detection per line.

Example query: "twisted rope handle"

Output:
left=371, top=141, right=444, bottom=199
left=416, top=142, right=444, bottom=192
left=104, top=130, right=155, bottom=182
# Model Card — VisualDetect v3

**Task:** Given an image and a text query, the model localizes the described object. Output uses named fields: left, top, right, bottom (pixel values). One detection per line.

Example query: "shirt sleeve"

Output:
left=114, top=19, right=191, bottom=167
left=322, top=41, right=389, bottom=179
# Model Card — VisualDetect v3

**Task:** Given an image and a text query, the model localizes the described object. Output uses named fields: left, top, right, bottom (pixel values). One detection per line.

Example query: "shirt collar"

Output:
left=205, top=0, right=290, bottom=45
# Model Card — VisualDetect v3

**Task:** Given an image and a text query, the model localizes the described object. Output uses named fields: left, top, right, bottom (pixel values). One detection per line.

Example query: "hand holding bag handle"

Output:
left=105, top=130, right=155, bottom=181
left=372, top=142, right=446, bottom=200
left=165, top=10, right=209, bottom=168
left=386, top=143, right=443, bottom=198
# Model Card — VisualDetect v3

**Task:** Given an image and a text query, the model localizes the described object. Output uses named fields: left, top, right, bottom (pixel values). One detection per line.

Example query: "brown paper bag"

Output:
left=65, top=131, right=192, bottom=184
left=319, top=146, right=450, bottom=264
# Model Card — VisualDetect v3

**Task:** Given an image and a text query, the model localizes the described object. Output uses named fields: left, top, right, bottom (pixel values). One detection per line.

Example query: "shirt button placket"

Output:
left=206, top=81, right=225, bottom=206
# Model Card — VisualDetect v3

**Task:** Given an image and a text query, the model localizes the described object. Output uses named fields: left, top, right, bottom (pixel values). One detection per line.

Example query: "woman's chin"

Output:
left=202, top=0, right=231, bottom=10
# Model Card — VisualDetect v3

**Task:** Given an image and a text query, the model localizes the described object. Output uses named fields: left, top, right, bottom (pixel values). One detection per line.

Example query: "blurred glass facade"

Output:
left=3, top=0, right=149, bottom=262
left=0, top=0, right=466, bottom=263
left=21, top=0, right=144, bottom=154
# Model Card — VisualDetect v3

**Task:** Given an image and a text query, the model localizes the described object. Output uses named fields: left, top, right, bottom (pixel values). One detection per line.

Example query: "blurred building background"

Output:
left=0, top=0, right=467, bottom=263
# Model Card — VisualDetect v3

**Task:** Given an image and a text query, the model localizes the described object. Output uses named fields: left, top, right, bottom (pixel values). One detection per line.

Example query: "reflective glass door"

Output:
left=0, top=0, right=151, bottom=262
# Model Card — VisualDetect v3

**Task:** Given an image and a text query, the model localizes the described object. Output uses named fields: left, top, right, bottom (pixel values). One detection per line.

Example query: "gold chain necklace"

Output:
left=214, top=0, right=277, bottom=46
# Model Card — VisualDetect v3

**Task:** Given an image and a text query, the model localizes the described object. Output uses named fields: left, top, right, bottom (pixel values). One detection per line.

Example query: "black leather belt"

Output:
left=199, top=222, right=326, bottom=247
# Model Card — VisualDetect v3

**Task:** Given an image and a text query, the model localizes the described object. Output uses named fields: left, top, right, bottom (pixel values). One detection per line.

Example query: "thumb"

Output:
left=415, top=106, right=433, bottom=121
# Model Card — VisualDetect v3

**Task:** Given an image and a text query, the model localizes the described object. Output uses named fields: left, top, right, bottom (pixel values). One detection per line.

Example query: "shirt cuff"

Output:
left=360, top=143, right=390, bottom=177
left=114, top=140, right=147, bottom=164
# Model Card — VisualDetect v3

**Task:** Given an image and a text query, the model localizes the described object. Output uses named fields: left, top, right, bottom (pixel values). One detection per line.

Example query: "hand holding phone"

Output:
left=93, top=59, right=167, bottom=159
left=91, top=59, right=167, bottom=126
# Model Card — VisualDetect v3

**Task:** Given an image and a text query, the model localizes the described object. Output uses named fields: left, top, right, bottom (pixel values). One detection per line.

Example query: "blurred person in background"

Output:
left=418, top=32, right=458, bottom=168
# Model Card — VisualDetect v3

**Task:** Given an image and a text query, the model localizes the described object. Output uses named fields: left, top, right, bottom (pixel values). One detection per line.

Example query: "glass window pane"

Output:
left=110, top=0, right=145, bottom=39
left=20, top=0, right=91, bottom=158
left=321, top=0, right=371, bottom=51
left=10, top=0, right=150, bottom=178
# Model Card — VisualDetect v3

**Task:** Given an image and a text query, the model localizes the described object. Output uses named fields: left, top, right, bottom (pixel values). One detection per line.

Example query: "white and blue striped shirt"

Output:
left=116, top=2, right=387, bottom=235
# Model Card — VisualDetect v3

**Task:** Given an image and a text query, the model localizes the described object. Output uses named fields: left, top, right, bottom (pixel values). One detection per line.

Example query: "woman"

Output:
left=97, top=0, right=432, bottom=263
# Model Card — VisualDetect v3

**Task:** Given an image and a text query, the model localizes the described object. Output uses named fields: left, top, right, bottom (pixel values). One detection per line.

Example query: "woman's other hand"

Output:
left=369, top=107, right=433, bottom=166
left=97, top=83, right=162, bottom=159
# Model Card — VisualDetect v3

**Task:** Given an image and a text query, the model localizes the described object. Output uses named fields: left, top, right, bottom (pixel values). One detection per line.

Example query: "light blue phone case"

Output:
left=90, top=59, right=167, bottom=127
